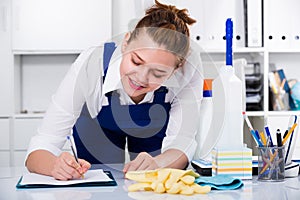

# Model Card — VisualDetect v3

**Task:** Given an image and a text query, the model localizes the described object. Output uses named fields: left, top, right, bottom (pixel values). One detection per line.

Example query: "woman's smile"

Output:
left=129, top=78, right=146, bottom=91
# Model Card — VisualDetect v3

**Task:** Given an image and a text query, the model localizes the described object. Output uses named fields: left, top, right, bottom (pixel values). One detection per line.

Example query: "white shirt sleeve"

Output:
left=161, top=50, right=203, bottom=162
left=25, top=47, right=99, bottom=159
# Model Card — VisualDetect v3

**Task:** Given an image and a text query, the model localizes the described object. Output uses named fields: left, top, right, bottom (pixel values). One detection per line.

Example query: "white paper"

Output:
left=19, top=169, right=112, bottom=186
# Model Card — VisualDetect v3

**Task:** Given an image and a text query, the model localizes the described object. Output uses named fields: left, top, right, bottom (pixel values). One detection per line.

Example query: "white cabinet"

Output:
left=12, top=0, right=112, bottom=52
left=5, top=0, right=113, bottom=167
left=14, top=54, right=77, bottom=114
left=0, top=0, right=13, bottom=116
left=0, top=118, right=10, bottom=167
left=14, top=118, right=42, bottom=150
left=0, top=118, right=10, bottom=150
left=0, top=152, right=10, bottom=167
left=13, top=151, right=27, bottom=167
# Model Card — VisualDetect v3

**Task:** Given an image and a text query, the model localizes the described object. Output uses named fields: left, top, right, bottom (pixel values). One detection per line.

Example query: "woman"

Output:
left=25, top=0, right=203, bottom=180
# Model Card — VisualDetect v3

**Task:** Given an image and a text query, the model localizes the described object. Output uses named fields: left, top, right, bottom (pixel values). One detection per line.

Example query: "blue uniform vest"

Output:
left=72, top=43, right=171, bottom=164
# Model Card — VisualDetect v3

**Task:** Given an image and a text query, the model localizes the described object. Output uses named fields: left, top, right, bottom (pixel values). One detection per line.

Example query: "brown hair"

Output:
left=128, top=0, right=196, bottom=66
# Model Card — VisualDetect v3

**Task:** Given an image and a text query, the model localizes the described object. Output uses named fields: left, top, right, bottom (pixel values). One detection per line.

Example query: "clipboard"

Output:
left=16, top=170, right=117, bottom=189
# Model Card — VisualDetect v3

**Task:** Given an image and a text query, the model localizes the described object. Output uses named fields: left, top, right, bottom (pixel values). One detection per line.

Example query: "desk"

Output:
left=0, top=164, right=300, bottom=200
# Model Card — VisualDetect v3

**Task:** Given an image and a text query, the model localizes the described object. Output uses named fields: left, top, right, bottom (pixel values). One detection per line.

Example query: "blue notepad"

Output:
left=16, top=170, right=117, bottom=189
left=195, top=175, right=243, bottom=190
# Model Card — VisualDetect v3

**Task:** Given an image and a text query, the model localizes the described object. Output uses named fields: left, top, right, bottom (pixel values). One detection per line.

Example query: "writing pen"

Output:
left=276, top=129, right=283, bottom=147
left=251, top=130, right=263, bottom=147
left=283, top=130, right=288, bottom=138
left=259, top=131, right=267, bottom=146
left=264, top=126, right=274, bottom=147
left=242, top=111, right=254, bottom=130
left=285, top=115, right=298, bottom=164
left=67, top=136, right=84, bottom=179
left=243, top=112, right=263, bottom=146
left=276, top=129, right=285, bottom=175
left=282, top=123, right=298, bottom=145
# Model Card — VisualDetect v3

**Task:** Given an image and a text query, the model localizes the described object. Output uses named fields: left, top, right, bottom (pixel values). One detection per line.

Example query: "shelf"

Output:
left=0, top=116, right=10, bottom=119
left=245, top=111, right=265, bottom=117
left=267, top=111, right=300, bottom=116
left=201, top=47, right=265, bottom=53
left=14, top=113, right=45, bottom=119
left=13, top=50, right=82, bottom=55
left=235, top=47, right=265, bottom=53
left=244, top=111, right=300, bottom=117
left=268, top=49, right=300, bottom=53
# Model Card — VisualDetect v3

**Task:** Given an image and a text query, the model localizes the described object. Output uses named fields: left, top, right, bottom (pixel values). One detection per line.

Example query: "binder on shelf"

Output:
left=265, top=0, right=298, bottom=50
left=244, top=0, right=263, bottom=47
left=179, top=0, right=245, bottom=50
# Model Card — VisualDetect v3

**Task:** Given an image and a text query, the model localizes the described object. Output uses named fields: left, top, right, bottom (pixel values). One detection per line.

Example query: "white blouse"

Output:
left=26, top=43, right=203, bottom=162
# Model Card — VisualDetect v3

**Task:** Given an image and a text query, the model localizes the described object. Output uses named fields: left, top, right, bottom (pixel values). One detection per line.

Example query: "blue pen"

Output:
left=226, top=18, right=233, bottom=66
left=264, top=126, right=274, bottom=147
left=251, top=130, right=263, bottom=147
left=285, top=115, right=298, bottom=164
left=67, top=135, right=84, bottom=179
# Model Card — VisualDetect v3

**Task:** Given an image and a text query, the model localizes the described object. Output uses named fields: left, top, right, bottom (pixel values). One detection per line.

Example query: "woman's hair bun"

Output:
left=147, top=0, right=196, bottom=26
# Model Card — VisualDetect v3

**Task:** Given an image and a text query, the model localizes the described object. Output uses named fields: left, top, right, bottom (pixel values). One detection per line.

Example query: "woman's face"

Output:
left=120, top=33, right=178, bottom=103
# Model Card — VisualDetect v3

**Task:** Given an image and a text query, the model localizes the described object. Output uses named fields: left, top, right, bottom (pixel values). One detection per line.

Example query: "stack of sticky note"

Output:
left=211, top=147, right=252, bottom=180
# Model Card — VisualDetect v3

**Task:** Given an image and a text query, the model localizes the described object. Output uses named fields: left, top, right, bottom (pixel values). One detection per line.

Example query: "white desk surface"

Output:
left=0, top=164, right=300, bottom=200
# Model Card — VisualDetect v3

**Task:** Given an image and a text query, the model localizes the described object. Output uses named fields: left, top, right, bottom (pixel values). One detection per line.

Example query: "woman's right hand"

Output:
left=51, top=152, right=91, bottom=180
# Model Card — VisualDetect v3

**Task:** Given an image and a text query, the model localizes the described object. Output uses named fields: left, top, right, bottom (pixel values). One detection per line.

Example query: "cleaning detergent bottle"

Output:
left=213, top=18, right=244, bottom=148
left=194, top=79, right=213, bottom=160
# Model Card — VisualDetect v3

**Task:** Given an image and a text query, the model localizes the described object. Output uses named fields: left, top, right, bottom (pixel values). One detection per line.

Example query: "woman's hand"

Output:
left=122, top=149, right=188, bottom=174
left=123, top=152, right=159, bottom=173
left=51, top=152, right=91, bottom=180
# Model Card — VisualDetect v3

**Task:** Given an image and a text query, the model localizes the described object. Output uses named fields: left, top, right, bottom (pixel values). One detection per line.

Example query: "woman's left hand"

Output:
left=123, top=152, right=159, bottom=173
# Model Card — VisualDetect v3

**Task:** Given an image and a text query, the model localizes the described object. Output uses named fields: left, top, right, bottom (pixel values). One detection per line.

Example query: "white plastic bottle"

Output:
left=213, top=65, right=244, bottom=148
left=194, top=79, right=213, bottom=160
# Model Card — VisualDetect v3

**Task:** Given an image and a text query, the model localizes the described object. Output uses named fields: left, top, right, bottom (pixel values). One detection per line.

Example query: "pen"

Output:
left=283, top=130, right=288, bottom=138
left=242, top=111, right=254, bottom=130
left=259, top=131, right=267, bottom=146
left=264, top=126, right=274, bottom=147
left=276, top=130, right=285, bottom=175
left=285, top=115, right=298, bottom=164
left=67, top=136, right=84, bottom=179
left=276, top=130, right=283, bottom=147
left=282, top=123, right=298, bottom=145
left=251, top=130, right=263, bottom=147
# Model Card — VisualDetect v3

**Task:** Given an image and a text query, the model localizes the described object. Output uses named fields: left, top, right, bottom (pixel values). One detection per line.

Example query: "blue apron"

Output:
left=73, top=43, right=171, bottom=164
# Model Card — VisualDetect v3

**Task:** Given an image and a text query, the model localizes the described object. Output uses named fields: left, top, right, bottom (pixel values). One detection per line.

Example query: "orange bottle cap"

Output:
left=203, top=79, right=213, bottom=91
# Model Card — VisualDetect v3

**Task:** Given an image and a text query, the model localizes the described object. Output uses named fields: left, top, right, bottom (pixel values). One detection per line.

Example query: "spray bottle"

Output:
left=213, top=18, right=244, bottom=148
left=194, top=79, right=213, bottom=160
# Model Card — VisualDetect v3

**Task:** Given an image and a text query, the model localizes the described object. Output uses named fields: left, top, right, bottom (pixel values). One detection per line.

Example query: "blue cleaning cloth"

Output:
left=195, top=175, right=243, bottom=190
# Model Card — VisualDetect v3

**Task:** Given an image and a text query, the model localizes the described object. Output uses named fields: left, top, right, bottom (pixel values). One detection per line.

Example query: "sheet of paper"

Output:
left=19, top=169, right=112, bottom=186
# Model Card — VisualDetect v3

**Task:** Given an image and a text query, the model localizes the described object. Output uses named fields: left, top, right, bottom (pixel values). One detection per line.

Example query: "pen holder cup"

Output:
left=257, top=146, right=285, bottom=181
